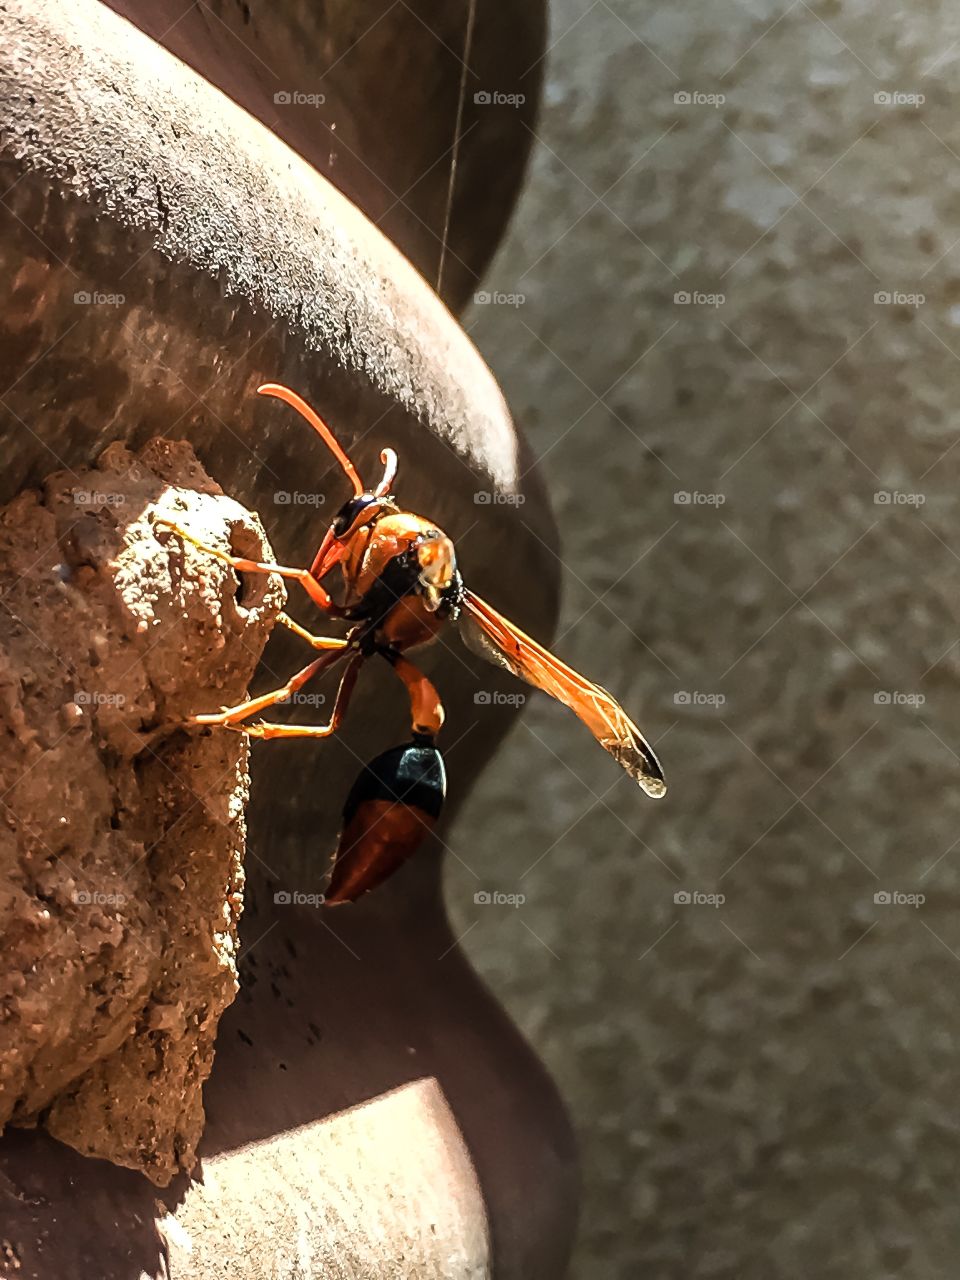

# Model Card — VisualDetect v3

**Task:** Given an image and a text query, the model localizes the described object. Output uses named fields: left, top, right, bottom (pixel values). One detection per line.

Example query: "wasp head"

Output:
left=332, top=493, right=394, bottom=539
left=330, top=447, right=401, bottom=540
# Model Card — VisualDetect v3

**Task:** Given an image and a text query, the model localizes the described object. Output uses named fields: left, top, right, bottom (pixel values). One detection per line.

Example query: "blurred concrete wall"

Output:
left=447, top=1, right=960, bottom=1275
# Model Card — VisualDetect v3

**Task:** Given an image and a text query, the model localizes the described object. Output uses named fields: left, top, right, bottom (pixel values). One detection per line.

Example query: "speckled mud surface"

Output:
left=0, top=440, right=282, bottom=1184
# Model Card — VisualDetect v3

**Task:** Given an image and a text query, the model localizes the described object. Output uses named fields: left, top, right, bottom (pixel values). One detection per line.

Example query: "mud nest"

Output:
left=0, top=437, right=283, bottom=1185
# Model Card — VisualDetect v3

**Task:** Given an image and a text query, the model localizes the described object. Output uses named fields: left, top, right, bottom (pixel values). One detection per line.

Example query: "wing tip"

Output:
left=639, top=774, right=667, bottom=799
left=611, top=743, right=667, bottom=798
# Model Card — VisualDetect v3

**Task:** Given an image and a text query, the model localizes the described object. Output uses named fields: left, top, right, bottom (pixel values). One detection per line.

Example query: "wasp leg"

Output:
left=276, top=611, right=347, bottom=650
left=156, top=519, right=342, bottom=614
left=237, top=654, right=364, bottom=741
left=191, top=644, right=349, bottom=727
left=384, top=652, right=445, bottom=737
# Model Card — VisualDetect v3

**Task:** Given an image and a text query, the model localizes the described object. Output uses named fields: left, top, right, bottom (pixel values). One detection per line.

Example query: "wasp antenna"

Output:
left=374, top=447, right=398, bottom=497
left=257, top=383, right=364, bottom=497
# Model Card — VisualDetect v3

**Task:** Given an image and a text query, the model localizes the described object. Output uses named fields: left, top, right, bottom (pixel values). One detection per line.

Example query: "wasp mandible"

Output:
left=159, top=384, right=665, bottom=904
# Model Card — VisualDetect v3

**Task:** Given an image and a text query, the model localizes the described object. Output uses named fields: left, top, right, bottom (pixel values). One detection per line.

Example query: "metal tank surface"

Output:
left=0, top=1, right=580, bottom=1278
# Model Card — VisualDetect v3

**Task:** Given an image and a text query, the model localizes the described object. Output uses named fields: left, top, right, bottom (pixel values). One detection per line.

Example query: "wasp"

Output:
left=158, top=384, right=665, bottom=904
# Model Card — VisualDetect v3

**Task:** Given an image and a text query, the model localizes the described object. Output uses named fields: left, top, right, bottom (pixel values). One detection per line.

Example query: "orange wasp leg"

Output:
left=156, top=519, right=343, bottom=615
left=191, top=643, right=349, bottom=727
left=386, top=653, right=445, bottom=737
left=276, top=611, right=346, bottom=651
left=234, top=653, right=365, bottom=741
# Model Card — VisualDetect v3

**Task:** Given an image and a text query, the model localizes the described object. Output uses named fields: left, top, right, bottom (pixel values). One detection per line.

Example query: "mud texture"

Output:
left=0, top=440, right=283, bottom=1184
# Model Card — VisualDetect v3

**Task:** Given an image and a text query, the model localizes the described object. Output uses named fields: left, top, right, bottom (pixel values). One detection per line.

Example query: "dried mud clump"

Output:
left=0, top=438, right=284, bottom=1185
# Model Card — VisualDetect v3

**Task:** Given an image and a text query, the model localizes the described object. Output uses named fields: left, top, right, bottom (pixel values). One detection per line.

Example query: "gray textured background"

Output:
left=447, top=1, right=960, bottom=1276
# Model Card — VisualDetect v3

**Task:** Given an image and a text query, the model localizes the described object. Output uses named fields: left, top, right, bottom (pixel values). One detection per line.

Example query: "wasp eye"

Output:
left=333, top=494, right=383, bottom=538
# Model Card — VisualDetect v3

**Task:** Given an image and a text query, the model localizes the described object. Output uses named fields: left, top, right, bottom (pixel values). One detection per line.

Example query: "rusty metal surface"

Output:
left=0, top=0, right=561, bottom=848
left=0, top=1, right=575, bottom=1277
left=105, top=0, right=547, bottom=311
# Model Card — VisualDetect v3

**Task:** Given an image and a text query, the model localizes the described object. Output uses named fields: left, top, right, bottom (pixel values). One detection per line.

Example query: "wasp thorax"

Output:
left=417, top=535, right=455, bottom=586
left=417, top=534, right=456, bottom=611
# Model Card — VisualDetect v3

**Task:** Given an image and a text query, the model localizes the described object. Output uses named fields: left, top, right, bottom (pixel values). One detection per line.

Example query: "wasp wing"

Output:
left=460, top=590, right=666, bottom=798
